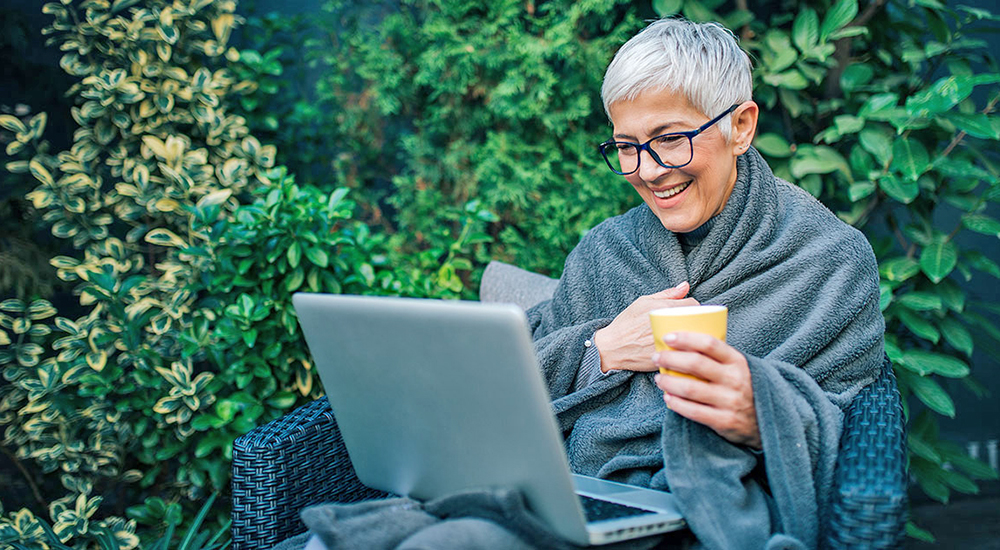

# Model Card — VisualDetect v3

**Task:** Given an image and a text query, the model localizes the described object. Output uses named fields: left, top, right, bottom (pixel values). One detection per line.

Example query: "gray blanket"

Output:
left=528, top=147, right=885, bottom=549
left=280, top=489, right=685, bottom=550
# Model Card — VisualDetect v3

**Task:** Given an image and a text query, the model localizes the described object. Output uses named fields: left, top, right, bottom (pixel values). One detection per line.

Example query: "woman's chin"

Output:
left=648, top=186, right=702, bottom=232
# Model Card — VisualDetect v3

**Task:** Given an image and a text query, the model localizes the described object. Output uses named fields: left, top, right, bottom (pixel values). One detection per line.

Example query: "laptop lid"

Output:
left=292, top=293, right=593, bottom=543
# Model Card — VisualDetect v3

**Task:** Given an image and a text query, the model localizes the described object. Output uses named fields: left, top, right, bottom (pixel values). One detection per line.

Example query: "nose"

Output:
left=636, top=148, right=671, bottom=182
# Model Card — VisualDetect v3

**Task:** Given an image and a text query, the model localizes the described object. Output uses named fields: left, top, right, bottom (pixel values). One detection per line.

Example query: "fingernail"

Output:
left=674, top=281, right=688, bottom=289
left=663, top=333, right=677, bottom=343
left=654, top=373, right=661, bottom=385
left=663, top=393, right=672, bottom=404
left=652, top=352, right=660, bottom=363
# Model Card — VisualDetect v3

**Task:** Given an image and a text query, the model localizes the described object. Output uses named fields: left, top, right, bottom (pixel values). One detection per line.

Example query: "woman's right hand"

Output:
left=593, top=282, right=698, bottom=373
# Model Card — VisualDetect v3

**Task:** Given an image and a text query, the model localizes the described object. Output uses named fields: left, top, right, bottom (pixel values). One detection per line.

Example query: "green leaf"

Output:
left=879, top=282, right=893, bottom=312
left=287, top=241, right=302, bottom=269
left=792, top=8, right=819, bottom=51
left=906, top=521, right=936, bottom=543
left=27, top=112, right=47, bottom=140
left=906, top=76, right=974, bottom=116
left=328, top=187, right=350, bottom=211
left=908, top=374, right=955, bottom=417
left=819, top=0, right=858, bottom=41
left=939, top=317, right=974, bottom=356
left=858, top=129, right=892, bottom=166
left=880, top=257, right=920, bottom=282
left=790, top=145, right=849, bottom=178
left=966, top=251, right=1000, bottom=279
left=936, top=280, right=965, bottom=312
left=242, top=328, right=258, bottom=348
left=848, top=182, right=875, bottom=202
left=920, top=241, right=957, bottom=283
left=266, top=391, right=297, bottom=409
left=0, top=114, right=27, bottom=134
left=878, top=173, right=918, bottom=204
left=833, top=115, right=864, bottom=136
left=145, top=228, right=188, bottom=248
left=305, top=247, right=329, bottom=268
left=898, top=310, right=940, bottom=343
left=898, top=292, right=942, bottom=311
left=285, top=267, right=305, bottom=292
left=763, top=70, right=809, bottom=90
left=29, top=159, right=55, bottom=187
left=908, top=432, right=942, bottom=463
left=840, top=64, right=873, bottom=91
left=197, top=189, right=233, bottom=209
left=111, top=0, right=142, bottom=13
left=961, top=214, right=1000, bottom=237
left=902, top=350, right=970, bottom=378
left=827, top=26, right=868, bottom=40
left=753, top=133, right=793, bottom=157
left=947, top=113, right=1000, bottom=140
left=0, top=299, right=25, bottom=313
left=943, top=450, right=1000, bottom=480
left=892, top=138, right=930, bottom=182
left=652, top=0, right=682, bottom=16
left=940, top=469, right=979, bottom=494
left=5, top=160, right=29, bottom=173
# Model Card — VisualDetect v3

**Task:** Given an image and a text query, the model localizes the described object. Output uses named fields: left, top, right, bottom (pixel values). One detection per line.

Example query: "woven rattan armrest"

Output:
left=826, top=357, right=908, bottom=549
left=230, top=398, right=388, bottom=550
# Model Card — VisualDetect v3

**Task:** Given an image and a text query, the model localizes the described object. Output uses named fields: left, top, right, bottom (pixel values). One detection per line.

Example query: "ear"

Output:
left=730, top=101, right=759, bottom=155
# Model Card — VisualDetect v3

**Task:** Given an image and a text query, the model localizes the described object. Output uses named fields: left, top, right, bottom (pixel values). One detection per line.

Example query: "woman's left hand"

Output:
left=653, top=332, right=761, bottom=450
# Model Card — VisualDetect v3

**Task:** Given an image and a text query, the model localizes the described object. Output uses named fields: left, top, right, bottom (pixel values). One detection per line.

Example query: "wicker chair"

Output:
left=231, top=261, right=908, bottom=549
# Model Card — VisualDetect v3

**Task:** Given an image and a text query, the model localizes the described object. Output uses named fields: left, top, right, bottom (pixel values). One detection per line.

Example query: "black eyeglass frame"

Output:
left=598, top=103, right=741, bottom=175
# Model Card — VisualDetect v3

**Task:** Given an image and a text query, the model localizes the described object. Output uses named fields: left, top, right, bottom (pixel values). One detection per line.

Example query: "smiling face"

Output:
left=608, top=88, right=757, bottom=233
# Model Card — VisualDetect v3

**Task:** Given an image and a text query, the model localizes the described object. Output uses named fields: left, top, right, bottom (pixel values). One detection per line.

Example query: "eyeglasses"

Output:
left=598, top=104, right=740, bottom=175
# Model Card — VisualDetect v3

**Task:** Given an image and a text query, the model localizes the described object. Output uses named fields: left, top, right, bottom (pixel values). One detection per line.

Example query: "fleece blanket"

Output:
left=527, top=147, right=885, bottom=549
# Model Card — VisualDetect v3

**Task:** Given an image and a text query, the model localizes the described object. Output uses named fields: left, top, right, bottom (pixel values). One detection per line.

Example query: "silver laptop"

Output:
left=292, top=293, right=686, bottom=546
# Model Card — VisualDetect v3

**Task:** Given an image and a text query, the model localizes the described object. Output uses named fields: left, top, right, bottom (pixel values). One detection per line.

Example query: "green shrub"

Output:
left=235, top=0, right=651, bottom=278
left=240, top=0, right=1000, bottom=542
left=0, top=0, right=471, bottom=547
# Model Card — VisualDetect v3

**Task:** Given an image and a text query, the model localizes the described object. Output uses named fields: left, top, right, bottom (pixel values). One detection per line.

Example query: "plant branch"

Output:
left=854, top=0, right=888, bottom=28
left=824, top=0, right=888, bottom=98
left=857, top=195, right=881, bottom=227
left=735, top=0, right=752, bottom=42
left=941, top=93, right=1000, bottom=159
left=885, top=212, right=911, bottom=254
left=1, top=444, right=47, bottom=510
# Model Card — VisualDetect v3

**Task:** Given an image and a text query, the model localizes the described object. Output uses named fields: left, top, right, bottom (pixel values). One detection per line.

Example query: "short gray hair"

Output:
left=600, top=18, right=753, bottom=140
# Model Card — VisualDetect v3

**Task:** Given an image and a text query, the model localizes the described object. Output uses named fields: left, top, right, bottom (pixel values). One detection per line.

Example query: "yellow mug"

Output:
left=649, top=305, right=728, bottom=379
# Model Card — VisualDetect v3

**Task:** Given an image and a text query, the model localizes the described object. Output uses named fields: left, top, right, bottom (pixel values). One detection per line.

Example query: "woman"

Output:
left=528, top=18, right=885, bottom=549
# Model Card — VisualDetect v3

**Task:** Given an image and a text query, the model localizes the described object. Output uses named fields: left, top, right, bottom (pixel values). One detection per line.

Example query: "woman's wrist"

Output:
left=593, top=326, right=615, bottom=373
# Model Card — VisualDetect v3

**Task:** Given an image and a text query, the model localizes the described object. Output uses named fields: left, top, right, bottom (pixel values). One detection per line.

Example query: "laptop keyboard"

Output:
left=579, top=495, right=653, bottom=522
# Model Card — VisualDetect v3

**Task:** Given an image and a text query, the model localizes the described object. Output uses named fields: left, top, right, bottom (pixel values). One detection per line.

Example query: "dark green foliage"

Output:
left=0, top=1, right=465, bottom=547
left=236, top=0, right=653, bottom=277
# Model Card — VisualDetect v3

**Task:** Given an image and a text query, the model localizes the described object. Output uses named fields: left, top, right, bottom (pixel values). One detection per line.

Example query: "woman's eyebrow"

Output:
left=613, top=122, right=680, bottom=141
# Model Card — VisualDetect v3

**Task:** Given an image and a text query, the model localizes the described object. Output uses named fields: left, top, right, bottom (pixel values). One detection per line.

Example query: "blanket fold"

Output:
left=286, top=488, right=675, bottom=550
left=526, top=147, right=884, bottom=548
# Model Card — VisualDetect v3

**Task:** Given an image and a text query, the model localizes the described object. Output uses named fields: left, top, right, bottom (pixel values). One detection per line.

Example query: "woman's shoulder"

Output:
left=773, top=178, right=870, bottom=250
left=776, top=178, right=875, bottom=264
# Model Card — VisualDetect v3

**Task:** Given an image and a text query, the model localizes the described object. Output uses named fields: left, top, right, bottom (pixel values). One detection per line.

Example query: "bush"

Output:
left=0, top=0, right=466, bottom=547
